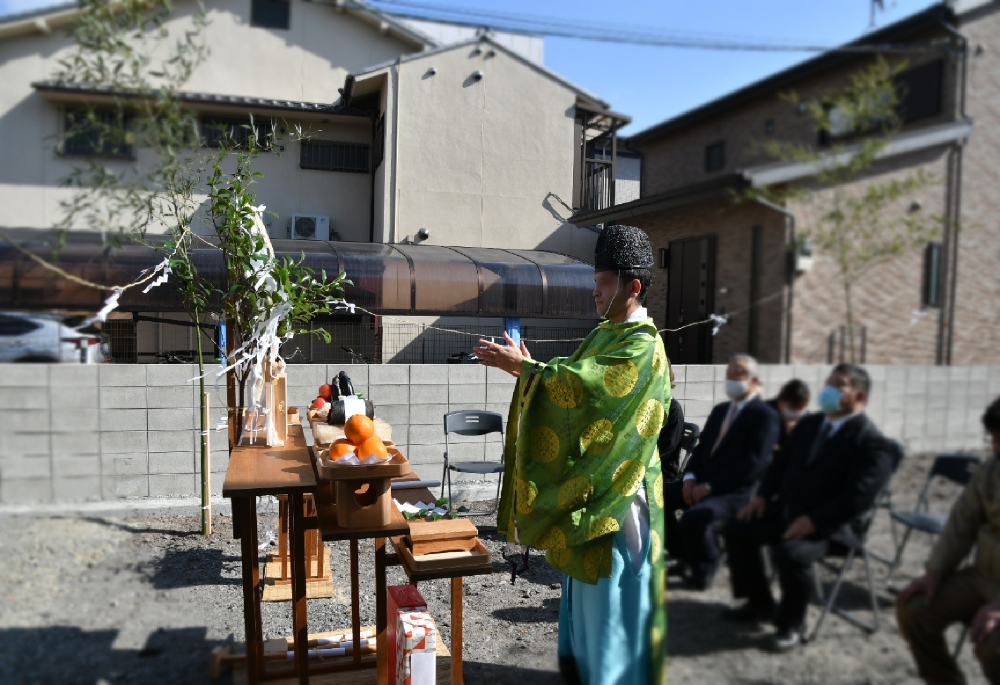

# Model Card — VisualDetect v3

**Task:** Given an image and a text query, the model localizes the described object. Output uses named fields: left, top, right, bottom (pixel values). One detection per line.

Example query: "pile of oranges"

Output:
left=328, top=414, right=388, bottom=461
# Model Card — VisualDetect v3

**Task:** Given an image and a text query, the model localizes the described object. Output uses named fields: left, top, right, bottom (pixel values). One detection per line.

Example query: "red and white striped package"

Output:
left=395, top=610, right=437, bottom=685
left=387, top=585, right=437, bottom=685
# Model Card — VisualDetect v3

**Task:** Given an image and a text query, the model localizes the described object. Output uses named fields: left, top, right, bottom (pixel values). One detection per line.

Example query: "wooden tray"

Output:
left=315, top=449, right=410, bottom=481
left=393, top=536, right=491, bottom=573
left=408, top=519, right=479, bottom=555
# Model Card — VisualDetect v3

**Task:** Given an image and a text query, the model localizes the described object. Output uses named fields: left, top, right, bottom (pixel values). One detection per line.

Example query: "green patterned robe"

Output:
left=497, top=316, right=669, bottom=685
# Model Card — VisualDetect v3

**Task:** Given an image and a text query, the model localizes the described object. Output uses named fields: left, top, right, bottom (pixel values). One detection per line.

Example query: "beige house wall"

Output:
left=0, top=0, right=417, bottom=234
left=385, top=45, right=598, bottom=261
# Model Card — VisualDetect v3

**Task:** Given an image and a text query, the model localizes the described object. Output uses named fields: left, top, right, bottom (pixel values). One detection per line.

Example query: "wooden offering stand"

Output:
left=222, top=414, right=493, bottom=685
left=263, top=494, right=331, bottom=602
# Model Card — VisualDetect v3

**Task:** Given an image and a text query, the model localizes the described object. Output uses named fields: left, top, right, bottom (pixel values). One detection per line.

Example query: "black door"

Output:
left=664, top=235, right=716, bottom=364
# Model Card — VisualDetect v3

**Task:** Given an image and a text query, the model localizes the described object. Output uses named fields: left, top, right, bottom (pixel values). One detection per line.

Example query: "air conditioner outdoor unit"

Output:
left=289, top=214, right=330, bottom=241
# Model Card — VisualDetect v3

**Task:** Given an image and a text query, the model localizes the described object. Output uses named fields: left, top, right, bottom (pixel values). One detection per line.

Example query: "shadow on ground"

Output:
left=667, top=599, right=774, bottom=657
left=492, top=596, right=561, bottom=623
left=464, top=660, right=562, bottom=685
left=139, top=547, right=243, bottom=589
left=0, top=626, right=227, bottom=685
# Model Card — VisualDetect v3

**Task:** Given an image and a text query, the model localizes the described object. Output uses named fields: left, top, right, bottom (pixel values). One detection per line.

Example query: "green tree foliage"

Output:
left=750, top=58, right=943, bottom=362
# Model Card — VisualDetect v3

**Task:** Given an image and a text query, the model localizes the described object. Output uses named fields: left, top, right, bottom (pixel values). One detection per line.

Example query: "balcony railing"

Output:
left=582, top=159, right=614, bottom=213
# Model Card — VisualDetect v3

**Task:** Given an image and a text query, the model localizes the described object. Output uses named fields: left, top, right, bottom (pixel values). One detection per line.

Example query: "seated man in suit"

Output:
left=723, top=363, right=894, bottom=651
left=663, top=354, right=779, bottom=590
left=766, top=379, right=811, bottom=455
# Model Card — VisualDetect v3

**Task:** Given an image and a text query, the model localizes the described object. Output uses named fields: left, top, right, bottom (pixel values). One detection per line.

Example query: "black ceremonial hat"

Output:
left=594, top=224, right=654, bottom=272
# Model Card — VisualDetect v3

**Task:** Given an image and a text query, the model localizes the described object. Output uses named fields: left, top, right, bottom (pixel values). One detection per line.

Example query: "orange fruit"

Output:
left=356, top=435, right=388, bottom=461
left=344, top=414, right=375, bottom=444
left=312, top=397, right=326, bottom=409
left=319, top=383, right=334, bottom=400
left=329, top=440, right=356, bottom=459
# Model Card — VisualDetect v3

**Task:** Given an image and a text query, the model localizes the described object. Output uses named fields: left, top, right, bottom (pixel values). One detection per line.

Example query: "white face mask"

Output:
left=724, top=379, right=750, bottom=400
left=781, top=407, right=804, bottom=421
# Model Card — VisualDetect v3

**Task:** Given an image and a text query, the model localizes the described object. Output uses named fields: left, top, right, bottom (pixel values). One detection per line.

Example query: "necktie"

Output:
left=712, top=402, right=738, bottom=454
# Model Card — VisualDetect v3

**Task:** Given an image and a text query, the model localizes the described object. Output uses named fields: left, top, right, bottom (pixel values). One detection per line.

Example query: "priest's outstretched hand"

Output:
left=475, top=332, right=531, bottom=377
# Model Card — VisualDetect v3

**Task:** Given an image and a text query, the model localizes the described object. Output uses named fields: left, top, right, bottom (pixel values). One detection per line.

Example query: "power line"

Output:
left=367, top=0, right=945, bottom=54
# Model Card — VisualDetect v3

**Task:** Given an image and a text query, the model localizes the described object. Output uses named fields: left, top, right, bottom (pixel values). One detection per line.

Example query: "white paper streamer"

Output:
left=709, top=313, right=729, bottom=336
left=141, top=258, right=172, bottom=293
left=82, top=288, right=123, bottom=326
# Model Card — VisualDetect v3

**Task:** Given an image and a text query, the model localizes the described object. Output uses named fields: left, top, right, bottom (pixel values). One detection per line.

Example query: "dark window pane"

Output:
left=251, top=0, right=289, bottom=29
left=705, top=141, right=725, bottom=172
left=897, top=59, right=944, bottom=123
left=61, top=108, right=133, bottom=159
left=300, top=140, right=370, bottom=173
left=0, top=314, right=42, bottom=336
left=923, top=241, right=943, bottom=308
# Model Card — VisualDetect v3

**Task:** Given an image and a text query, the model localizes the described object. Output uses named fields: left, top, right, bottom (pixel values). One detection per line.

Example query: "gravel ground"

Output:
left=0, top=451, right=991, bottom=685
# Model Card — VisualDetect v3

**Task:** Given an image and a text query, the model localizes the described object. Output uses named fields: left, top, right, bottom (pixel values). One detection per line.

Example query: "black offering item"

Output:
left=337, top=370, right=355, bottom=398
left=325, top=399, right=375, bottom=425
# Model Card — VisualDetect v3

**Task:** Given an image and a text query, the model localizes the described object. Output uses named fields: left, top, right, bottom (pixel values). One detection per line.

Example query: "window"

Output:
left=251, top=0, right=289, bottom=29
left=61, top=108, right=133, bottom=159
left=0, top=314, right=41, bottom=337
left=923, top=242, right=943, bottom=308
left=705, top=141, right=725, bottom=173
left=202, top=118, right=272, bottom=149
left=896, top=59, right=944, bottom=124
left=300, top=140, right=370, bottom=173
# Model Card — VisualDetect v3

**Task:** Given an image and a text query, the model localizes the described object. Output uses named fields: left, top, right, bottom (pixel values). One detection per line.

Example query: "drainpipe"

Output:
left=938, top=18, right=970, bottom=365
left=749, top=196, right=796, bottom=364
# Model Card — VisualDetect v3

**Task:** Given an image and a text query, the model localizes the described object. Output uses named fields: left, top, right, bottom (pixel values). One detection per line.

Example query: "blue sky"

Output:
left=0, top=0, right=940, bottom=133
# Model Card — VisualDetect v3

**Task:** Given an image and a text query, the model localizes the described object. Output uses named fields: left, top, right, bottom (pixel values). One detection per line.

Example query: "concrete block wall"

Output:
left=1, top=363, right=998, bottom=505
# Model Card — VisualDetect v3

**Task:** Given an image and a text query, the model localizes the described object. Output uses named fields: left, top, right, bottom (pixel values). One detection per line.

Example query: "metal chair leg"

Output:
left=810, top=549, right=855, bottom=642
left=887, top=526, right=914, bottom=587
left=446, top=467, right=454, bottom=513
left=863, top=547, right=880, bottom=633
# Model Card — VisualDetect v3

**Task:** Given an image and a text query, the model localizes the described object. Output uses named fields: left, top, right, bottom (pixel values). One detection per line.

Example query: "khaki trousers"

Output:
left=896, top=567, right=1000, bottom=685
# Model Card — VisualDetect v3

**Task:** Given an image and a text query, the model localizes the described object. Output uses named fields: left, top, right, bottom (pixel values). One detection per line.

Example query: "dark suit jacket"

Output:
left=757, top=412, right=894, bottom=538
left=684, top=396, right=780, bottom=496
left=658, top=397, right=687, bottom=482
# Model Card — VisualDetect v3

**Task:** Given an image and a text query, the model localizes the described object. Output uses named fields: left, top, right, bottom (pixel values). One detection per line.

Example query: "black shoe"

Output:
left=722, top=602, right=776, bottom=624
left=772, top=628, right=803, bottom=652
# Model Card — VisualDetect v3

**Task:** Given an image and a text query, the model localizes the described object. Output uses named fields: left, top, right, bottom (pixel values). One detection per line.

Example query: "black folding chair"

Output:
left=866, top=439, right=908, bottom=569
left=809, top=439, right=905, bottom=641
left=886, top=453, right=981, bottom=585
left=441, top=410, right=505, bottom=517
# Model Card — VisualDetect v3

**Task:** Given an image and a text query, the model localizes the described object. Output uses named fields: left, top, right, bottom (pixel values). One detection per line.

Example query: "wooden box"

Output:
left=393, top=537, right=491, bottom=574
left=407, top=519, right=479, bottom=556
left=335, top=477, right=392, bottom=528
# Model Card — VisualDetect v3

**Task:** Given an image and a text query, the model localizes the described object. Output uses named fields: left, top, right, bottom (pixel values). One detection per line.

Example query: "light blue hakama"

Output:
left=557, top=527, right=653, bottom=685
